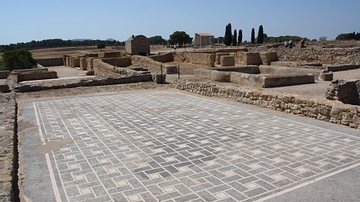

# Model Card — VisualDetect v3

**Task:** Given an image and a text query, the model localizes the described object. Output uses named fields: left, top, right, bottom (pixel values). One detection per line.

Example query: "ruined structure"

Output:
left=193, top=33, right=214, bottom=47
left=125, top=35, right=150, bottom=55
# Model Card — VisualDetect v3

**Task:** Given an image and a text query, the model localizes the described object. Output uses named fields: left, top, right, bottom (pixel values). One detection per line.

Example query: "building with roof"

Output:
left=193, top=33, right=214, bottom=47
left=125, top=35, right=150, bottom=55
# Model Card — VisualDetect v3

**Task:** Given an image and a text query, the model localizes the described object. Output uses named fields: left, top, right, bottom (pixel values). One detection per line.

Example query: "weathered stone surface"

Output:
left=326, top=79, right=360, bottom=105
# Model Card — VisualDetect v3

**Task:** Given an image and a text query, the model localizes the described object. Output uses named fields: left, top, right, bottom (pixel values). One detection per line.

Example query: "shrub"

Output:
left=2, top=49, right=37, bottom=71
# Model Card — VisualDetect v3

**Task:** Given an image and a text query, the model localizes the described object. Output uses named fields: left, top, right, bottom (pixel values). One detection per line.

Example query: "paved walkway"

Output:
left=19, top=90, right=360, bottom=202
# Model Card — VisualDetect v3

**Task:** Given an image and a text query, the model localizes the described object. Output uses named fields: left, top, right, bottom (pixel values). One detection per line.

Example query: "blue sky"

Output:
left=1, top=0, right=360, bottom=45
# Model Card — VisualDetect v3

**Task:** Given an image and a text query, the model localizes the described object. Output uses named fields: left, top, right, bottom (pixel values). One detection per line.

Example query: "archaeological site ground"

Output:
left=1, top=40, right=360, bottom=201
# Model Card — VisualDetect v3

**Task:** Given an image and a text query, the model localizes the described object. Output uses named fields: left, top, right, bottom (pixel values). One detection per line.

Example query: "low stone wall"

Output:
left=16, top=70, right=57, bottom=82
left=93, top=59, right=146, bottom=78
left=131, top=55, right=163, bottom=72
left=101, top=57, right=132, bottom=67
left=14, top=76, right=154, bottom=92
left=36, top=58, right=63, bottom=67
left=208, top=66, right=260, bottom=74
left=0, top=93, right=16, bottom=201
left=0, top=71, right=10, bottom=79
left=188, top=53, right=215, bottom=67
left=0, top=80, right=10, bottom=93
left=326, top=64, right=360, bottom=72
left=8, top=69, right=58, bottom=84
left=259, top=65, right=321, bottom=80
left=172, top=80, right=360, bottom=129
left=150, top=52, right=174, bottom=63
left=273, top=47, right=360, bottom=64
left=98, top=52, right=122, bottom=58
left=230, top=73, right=265, bottom=87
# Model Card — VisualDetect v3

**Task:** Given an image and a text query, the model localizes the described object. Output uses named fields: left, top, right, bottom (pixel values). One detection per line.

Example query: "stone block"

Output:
left=152, top=73, right=166, bottom=84
left=319, top=71, right=333, bottom=81
left=243, top=52, right=262, bottom=65
left=215, top=53, right=229, bottom=64
left=220, top=56, right=235, bottom=67
left=164, top=65, right=178, bottom=74
left=211, top=71, right=231, bottom=82
left=79, top=57, right=87, bottom=70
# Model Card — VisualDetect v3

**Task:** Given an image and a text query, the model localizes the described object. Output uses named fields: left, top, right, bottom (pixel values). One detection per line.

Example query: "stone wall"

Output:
left=101, top=57, right=132, bottom=67
left=259, top=65, right=321, bottom=80
left=93, top=59, right=145, bottom=78
left=272, top=47, right=360, bottom=64
left=187, top=53, right=215, bottom=67
left=172, top=80, right=360, bottom=129
left=98, top=52, right=122, bottom=58
left=150, top=52, right=174, bottom=63
left=0, top=71, right=10, bottom=79
left=131, top=55, right=163, bottom=72
left=36, top=58, right=63, bottom=67
left=0, top=93, right=16, bottom=201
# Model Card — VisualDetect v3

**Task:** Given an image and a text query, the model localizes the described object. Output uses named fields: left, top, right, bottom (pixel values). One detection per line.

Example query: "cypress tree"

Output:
left=257, top=25, right=264, bottom=44
left=232, top=29, right=237, bottom=46
left=238, top=29, right=243, bottom=44
left=251, top=28, right=255, bottom=44
left=224, top=23, right=232, bottom=46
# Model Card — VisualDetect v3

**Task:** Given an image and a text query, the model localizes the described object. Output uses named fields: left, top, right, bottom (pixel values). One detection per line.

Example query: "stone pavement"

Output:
left=18, top=90, right=360, bottom=202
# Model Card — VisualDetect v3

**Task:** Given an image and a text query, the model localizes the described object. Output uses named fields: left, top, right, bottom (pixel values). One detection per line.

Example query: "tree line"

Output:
left=336, top=32, right=360, bottom=40
left=0, top=39, right=124, bottom=52
left=223, top=23, right=267, bottom=46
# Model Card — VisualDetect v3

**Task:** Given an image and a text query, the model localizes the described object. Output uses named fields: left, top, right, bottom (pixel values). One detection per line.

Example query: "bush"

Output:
left=2, top=49, right=37, bottom=71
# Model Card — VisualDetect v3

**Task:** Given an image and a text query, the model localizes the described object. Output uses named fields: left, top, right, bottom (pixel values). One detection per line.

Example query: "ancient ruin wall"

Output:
left=150, top=52, right=174, bottom=63
left=36, top=58, right=63, bottom=67
left=271, top=47, right=360, bottom=64
left=98, top=52, right=122, bottom=58
left=93, top=59, right=127, bottom=78
left=172, top=80, right=360, bottom=129
left=131, top=55, right=163, bottom=72
left=102, top=57, right=132, bottom=67
left=187, top=53, right=215, bottom=67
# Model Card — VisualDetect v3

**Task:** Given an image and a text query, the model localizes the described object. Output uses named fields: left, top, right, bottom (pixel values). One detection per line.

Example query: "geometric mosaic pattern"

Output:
left=24, top=90, right=360, bottom=201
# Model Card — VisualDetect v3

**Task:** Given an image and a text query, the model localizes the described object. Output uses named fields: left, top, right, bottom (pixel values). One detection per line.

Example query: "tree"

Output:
left=251, top=28, right=255, bottom=44
left=148, top=36, right=167, bottom=45
left=257, top=25, right=264, bottom=44
left=319, top=36, right=327, bottom=41
left=232, top=29, right=237, bottom=46
left=238, top=29, right=243, bottom=44
left=224, top=23, right=232, bottom=46
left=2, top=49, right=37, bottom=71
left=169, top=31, right=192, bottom=47
left=97, top=42, right=106, bottom=50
